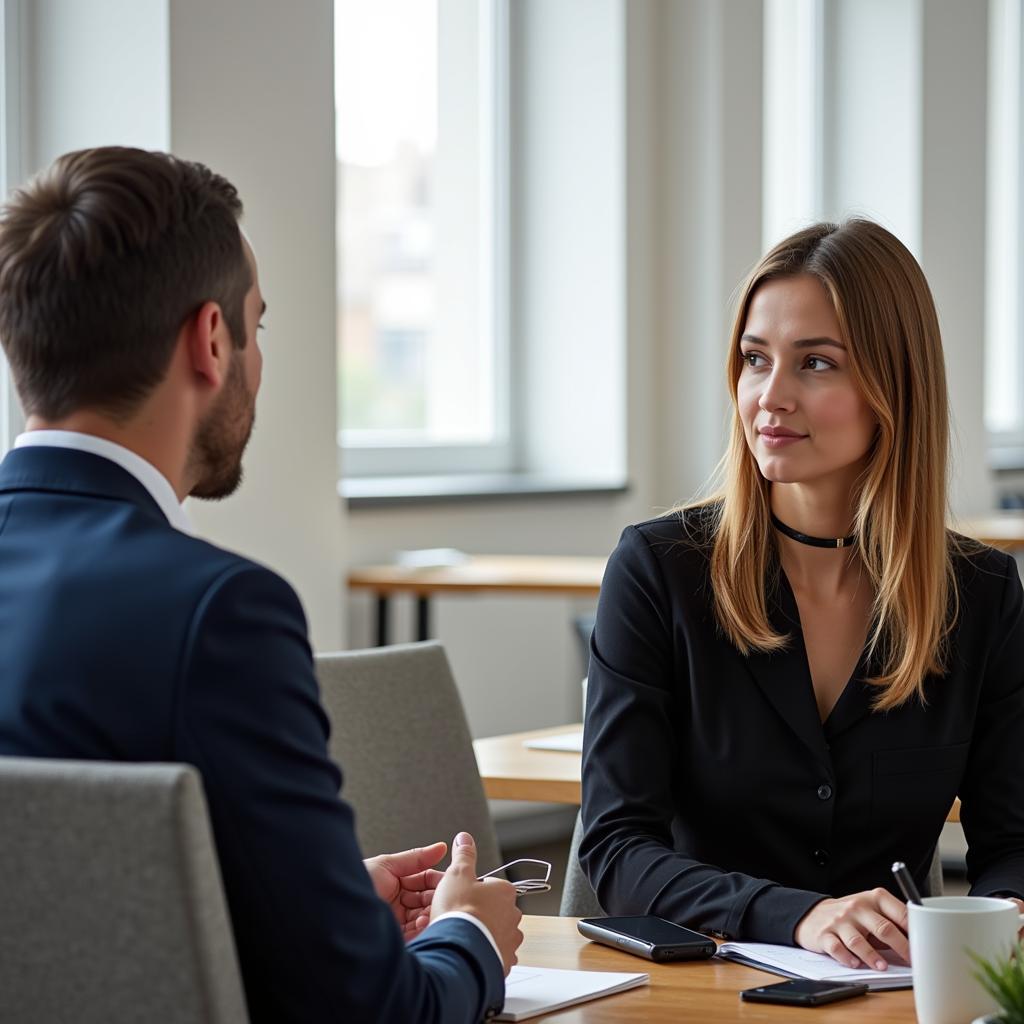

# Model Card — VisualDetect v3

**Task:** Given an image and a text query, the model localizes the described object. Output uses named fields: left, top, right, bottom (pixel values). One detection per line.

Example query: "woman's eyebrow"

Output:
left=740, top=332, right=845, bottom=350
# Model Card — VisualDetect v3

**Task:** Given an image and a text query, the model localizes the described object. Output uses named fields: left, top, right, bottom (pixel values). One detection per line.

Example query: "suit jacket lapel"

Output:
left=741, top=570, right=833, bottom=767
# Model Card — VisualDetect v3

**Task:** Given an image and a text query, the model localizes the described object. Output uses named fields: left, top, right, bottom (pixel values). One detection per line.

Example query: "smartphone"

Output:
left=577, top=915, right=716, bottom=962
left=740, top=979, right=869, bottom=1006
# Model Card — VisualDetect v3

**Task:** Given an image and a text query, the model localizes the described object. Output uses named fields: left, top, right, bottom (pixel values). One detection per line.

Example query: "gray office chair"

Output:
left=926, top=848, right=944, bottom=896
left=316, top=642, right=503, bottom=871
left=0, top=757, right=249, bottom=1024
left=560, top=810, right=603, bottom=916
left=561, top=808, right=943, bottom=916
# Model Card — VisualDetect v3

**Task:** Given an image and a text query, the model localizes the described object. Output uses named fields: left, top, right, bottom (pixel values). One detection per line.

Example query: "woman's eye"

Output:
left=805, top=356, right=832, bottom=371
left=743, top=352, right=766, bottom=367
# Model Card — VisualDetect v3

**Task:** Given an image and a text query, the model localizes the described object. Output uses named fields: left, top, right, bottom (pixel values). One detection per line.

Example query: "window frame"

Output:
left=336, top=0, right=515, bottom=480
left=986, top=0, right=1024, bottom=469
left=0, top=0, right=25, bottom=453
left=761, top=0, right=825, bottom=252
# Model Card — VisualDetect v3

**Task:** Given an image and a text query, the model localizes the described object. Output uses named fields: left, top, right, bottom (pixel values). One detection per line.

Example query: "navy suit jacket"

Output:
left=582, top=510, right=1024, bottom=945
left=0, top=446, right=503, bottom=1024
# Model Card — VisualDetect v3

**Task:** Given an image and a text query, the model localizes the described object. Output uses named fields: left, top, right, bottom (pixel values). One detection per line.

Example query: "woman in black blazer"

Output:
left=580, top=219, right=1024, bottom=972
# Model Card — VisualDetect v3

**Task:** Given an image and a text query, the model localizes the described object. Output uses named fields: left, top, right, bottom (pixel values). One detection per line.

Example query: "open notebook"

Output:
left=496, top=965, right=649, bottom=1021
left=717, top=942, right=913, bottom=991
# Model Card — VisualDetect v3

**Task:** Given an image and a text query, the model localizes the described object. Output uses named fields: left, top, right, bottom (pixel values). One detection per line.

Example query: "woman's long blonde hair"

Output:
left=697, top=219, right=955, bottom=710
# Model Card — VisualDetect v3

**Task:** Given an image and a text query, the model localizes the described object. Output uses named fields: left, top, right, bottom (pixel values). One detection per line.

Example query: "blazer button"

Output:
left=813, top=848, right=830, bottom=866
left=817, top=784, right=833, bottom=800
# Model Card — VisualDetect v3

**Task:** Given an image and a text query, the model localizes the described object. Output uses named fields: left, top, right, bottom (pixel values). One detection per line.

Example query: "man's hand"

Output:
left=431, top=832, right=524, bottom=976
left=794, top=889, right=910, bottom=970
left=364, top=841, right=448, bottom=941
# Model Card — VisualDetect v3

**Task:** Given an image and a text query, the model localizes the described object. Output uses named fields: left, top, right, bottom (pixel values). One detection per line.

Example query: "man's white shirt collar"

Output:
left=14, top=430, right=193, bottom=534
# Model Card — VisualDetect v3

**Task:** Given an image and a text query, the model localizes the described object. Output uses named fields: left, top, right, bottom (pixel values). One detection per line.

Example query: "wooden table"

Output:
left=474, top=724, right=962, bottom=822
left=520, top=915, right=915, bottom=1021
left=347, top=555, right=605, bottom=645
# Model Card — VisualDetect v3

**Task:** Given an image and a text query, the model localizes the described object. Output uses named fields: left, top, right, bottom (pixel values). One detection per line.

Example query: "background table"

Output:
left=475, top=724, right=962, bottom=822
left=959, top=514, right=1024, bottom=552
left=519, top=915, right=916, bottom=1021
left=475, top=724, right=585, bottom=804
left=347, top=555, right=605, bottom=644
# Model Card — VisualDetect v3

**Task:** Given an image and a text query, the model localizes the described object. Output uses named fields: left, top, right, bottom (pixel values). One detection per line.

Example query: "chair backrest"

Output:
left=0, top=757, right=249, bottom=1024
left=315, top=642, right=502, bottom=870
left=560, top=809, right=604, bottom=917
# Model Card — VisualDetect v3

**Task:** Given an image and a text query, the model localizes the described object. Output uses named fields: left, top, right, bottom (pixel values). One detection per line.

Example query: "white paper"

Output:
left=717, top=942, right=913, bottom=990
left=496, top=964, right=649, bottom=1021
left=523, top=731, right=584, bottom=753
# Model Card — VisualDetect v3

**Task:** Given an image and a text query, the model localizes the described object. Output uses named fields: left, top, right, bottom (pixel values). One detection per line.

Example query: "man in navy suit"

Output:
left=0, top=146, right=521, bottom=1023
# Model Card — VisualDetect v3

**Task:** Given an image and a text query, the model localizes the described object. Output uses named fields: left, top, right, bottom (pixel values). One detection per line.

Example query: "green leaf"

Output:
left=970, top=941, right=1024, bottom=1024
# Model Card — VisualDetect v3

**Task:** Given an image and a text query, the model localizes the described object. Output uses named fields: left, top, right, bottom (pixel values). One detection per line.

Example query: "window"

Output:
left=335, top=0, right=511, bottom=478
left=762, top=0, right=824, bottom=251
left=0, top=0, right=24, bottom=453
left=986, top=0, right=1024, bottom=461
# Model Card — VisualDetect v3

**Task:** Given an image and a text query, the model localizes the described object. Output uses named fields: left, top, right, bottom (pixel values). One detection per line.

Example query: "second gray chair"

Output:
left=0, top=757, right=248, bottom=1024
left=560, top=809, right=604, bottom=917
left=316, top=641, right=502, bottom=871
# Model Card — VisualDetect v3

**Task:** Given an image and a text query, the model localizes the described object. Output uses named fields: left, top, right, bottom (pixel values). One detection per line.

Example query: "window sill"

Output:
left=991, top=446, right=1024, bottom=473
left=340, top=472, right=630, bottom=508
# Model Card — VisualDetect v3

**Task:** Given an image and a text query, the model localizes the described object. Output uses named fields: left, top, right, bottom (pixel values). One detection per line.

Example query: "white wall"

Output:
left=919, top=0, right=991, bottom=518
left=170, top=0, right=345, bottom=650
left=822, top=0, right=922, bottom=249
left=655, top=0, right=764, bottom=504
left=821, top=0, right=992, bottom=516
left=513, top=0, right=627, bottom=482
left=24, top=0, right=169, bottom=165
left=16, top=0, right=345, bottom=650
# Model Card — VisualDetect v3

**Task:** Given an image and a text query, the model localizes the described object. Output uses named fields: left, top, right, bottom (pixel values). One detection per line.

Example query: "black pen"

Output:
left=891, top=861, right=923, bottom=905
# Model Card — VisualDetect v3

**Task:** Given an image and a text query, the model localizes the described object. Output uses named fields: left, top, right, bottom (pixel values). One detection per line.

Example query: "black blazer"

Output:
left=0, top=447, right=503, bottom=1024
left=580, top=509, right=1024, bottom=945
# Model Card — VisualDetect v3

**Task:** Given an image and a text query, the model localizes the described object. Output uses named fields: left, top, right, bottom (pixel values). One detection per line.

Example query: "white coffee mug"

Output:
left=909, top=896, right=1023, bottom=1024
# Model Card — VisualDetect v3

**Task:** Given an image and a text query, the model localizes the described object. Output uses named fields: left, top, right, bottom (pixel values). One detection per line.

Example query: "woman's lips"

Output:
left=758, top=427, right=807, bottom=448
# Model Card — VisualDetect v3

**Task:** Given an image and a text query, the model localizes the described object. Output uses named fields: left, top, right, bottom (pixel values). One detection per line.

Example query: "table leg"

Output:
left=375, top=594, right=389, bottom=646
left=416, top=596, right=431, bottom=641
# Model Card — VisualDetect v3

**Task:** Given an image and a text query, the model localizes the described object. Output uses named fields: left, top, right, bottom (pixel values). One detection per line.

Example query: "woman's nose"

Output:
left=758, top=368, right=797, bottom=413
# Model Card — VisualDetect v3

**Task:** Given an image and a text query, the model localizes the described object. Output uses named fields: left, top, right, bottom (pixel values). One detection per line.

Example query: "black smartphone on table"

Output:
left=740, top=979, right=869, bottom=1006
left=577, top=915, right=716, bottom=962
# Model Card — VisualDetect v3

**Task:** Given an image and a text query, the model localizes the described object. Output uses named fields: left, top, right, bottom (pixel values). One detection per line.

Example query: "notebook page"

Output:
left=718, top=943, right=912, bottom=990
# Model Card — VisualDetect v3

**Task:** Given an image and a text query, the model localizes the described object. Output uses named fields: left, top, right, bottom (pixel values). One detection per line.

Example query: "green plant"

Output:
left=971, top=941, right=1024, bottom=1024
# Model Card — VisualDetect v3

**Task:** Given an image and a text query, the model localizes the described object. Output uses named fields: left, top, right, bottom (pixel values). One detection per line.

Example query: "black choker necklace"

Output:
left=771, top=512, right=856, bottom=550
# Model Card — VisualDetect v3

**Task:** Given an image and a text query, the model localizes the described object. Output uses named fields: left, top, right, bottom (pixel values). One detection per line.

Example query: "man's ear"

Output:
left=184, top=300, right=230, bottom=391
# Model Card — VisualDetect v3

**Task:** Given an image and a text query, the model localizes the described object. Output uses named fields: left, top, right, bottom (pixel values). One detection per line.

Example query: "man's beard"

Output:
left=189, top=354, right=255, bottom=500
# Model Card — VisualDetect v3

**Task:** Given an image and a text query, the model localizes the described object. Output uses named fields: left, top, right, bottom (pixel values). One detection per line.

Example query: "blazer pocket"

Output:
left=870, top=742, right=969, bottom=831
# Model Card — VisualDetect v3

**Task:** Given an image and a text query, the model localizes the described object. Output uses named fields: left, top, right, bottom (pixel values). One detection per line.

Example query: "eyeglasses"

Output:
left=478, top=858, right=552, bottom=896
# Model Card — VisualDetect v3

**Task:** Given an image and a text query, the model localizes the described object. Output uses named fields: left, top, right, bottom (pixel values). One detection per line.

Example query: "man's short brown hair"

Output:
left=0, top=146, right=251, bottom=419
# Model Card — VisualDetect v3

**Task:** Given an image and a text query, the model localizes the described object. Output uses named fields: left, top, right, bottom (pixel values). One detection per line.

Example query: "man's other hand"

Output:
left=364, top=841, right=447, bottom=941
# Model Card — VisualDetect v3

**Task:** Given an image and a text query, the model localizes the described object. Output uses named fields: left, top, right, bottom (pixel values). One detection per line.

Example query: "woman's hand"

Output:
left=794, top=889, right=910, bottom=970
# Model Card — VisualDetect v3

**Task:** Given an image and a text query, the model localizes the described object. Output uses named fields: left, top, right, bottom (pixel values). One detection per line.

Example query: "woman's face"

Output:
left=736, top=273, right=877, bottom=489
